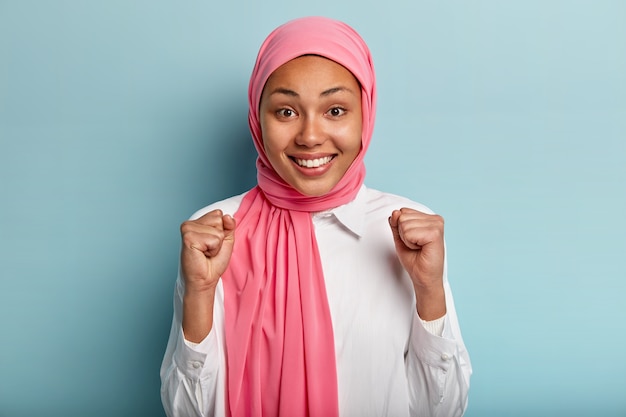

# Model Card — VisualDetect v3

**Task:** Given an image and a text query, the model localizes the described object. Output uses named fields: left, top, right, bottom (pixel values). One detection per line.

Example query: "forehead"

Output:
left=263, top=55, right=360, bottom=91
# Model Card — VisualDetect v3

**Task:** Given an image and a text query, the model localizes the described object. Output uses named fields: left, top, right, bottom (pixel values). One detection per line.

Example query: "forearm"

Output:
left=183, top=288, right=216, bottom=343
left=414, top=283, right=446, bottom=321
left=161, top=278, right=222, bottom=417
left=406, top=281, right=472, bottom=417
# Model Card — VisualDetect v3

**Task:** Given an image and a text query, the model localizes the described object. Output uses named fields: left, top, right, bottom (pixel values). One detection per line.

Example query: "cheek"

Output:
left=262, top=138, right=277, bottom=164
left=260, top=122, right=278, bottom=155
left=262, top=121, right=296, bottom=157
left=260, top=113, right=279, bottom=151
left=261, top=132, right=289, bottom=171
left=345, top=124, right=363, bottom=157
left=344, top=110, right=363, bottom=148
left=262, top=132, right=282, bottom=157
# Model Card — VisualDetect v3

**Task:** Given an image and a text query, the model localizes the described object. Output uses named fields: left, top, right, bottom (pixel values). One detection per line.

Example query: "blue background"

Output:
left=1, top=1, right=625, bottom=416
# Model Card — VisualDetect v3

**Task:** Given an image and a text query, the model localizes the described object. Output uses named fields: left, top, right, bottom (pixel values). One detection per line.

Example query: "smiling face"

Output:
left=259, top=55, right=363, bottom=197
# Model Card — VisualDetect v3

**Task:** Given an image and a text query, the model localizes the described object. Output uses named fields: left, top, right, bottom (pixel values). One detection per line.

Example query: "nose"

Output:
left=295, top=115, right=324, bottom=148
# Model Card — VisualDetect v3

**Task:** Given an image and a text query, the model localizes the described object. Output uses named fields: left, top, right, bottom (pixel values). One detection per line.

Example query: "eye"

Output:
left=327, top=107, right=346, bottom=117
left=277, top=108, right=296, bottom=118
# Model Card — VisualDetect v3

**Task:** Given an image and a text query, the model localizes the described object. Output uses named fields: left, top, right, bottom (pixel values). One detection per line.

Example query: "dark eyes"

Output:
left=328, top=107, right=346, bottom=117
left=277, top=108, right=295, bottom=118
left=275, top=106, right=347, bottom=119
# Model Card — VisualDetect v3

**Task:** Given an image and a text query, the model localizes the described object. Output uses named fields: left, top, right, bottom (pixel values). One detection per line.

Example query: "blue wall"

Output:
left=1, top=1, right=624, bottom=416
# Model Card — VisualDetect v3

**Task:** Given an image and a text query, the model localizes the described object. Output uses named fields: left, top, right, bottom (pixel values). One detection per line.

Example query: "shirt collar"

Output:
left=313, top=185, right=367, bottom=238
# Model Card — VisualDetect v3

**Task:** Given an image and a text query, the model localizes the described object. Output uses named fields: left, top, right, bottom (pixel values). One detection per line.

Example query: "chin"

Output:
left=293, top=183, right=335, bottom=197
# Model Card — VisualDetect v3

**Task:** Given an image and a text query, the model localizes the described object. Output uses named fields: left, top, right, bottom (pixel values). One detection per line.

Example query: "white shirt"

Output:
left=160, top=186, right=472, bottom=417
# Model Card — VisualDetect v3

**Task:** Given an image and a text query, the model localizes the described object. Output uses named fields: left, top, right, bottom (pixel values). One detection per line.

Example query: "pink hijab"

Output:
left=222, top=16, right=376, bottom=416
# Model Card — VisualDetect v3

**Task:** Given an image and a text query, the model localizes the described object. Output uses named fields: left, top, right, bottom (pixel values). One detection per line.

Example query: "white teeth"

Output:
left=294, top=156, right=333, bottom=168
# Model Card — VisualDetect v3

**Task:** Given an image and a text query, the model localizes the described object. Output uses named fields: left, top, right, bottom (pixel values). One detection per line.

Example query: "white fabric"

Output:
left=161, top=186, right=472, bottom=417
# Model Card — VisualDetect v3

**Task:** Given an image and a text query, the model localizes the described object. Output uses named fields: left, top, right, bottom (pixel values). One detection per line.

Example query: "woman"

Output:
left=161, top=16, right=471, bottom=417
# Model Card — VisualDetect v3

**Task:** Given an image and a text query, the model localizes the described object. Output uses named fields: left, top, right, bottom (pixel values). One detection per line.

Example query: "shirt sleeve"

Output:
left=160, top=275, right=222, bottom=417
left=405, top=279, right=472, bottom=417
left=420, top=315, right=445, bottom=337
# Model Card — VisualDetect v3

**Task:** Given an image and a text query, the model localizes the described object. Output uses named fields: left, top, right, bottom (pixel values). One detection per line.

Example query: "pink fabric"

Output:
left=221, top=16, right=376, bottom=416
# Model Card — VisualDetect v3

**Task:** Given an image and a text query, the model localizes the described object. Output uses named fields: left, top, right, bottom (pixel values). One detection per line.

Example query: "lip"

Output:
left=289, top=154, right=336, bottom=176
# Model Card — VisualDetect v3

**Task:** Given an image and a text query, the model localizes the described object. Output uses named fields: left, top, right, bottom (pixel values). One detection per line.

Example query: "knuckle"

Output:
left=180, top=220, right=194, bottom=234
left=181, top=234, right=196, bottom=249
left=214, top=230, right=225, bottom=243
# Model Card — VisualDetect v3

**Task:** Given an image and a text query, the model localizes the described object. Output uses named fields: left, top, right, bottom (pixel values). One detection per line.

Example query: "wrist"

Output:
left=414, top=283, right=446, bottom=321
left=182, top=288, right=216, bottom=343
left=183, top=280, right=218, bottom=297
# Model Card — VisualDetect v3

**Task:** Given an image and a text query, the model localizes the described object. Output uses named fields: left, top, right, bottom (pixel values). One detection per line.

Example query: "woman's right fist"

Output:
left=179, top=209, right=236, bottom=294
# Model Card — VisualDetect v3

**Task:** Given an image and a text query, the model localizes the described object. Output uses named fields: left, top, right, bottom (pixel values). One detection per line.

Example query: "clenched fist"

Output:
left=180, top=209, right=236, bottom=293
left=180, top=209, right=236, bottom=342
left=389, top=207, right=446, bottom=321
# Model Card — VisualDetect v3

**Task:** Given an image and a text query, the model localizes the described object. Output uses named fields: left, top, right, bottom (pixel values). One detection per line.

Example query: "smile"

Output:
left=292, top=156, right=334, bottom=168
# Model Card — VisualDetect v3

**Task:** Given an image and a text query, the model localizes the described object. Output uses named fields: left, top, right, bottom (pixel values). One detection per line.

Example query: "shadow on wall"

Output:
left=215, top=111, right=258, bottom=199
left=189, top=99, right=258, bottom=205
left=138, top=94, right=258, bottom=417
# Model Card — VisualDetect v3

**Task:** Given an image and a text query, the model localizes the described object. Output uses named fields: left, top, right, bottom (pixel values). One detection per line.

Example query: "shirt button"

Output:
left=441, top=353, right=451, bottom=361
left=192, top=361, right=202, bottom=369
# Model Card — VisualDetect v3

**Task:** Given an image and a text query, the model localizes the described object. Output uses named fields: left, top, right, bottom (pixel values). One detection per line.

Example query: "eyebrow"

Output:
left=321, top=86, right=356, bottom=97
left=268, top=86, right=357, bottom=98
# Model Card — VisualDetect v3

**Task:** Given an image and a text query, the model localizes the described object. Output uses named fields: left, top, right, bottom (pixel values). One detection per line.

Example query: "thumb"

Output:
left=208, top=214, right=236, bottom=277
left=388, top=210, right=403, bottom=246
left=222, top=214, right=236, bottom=243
